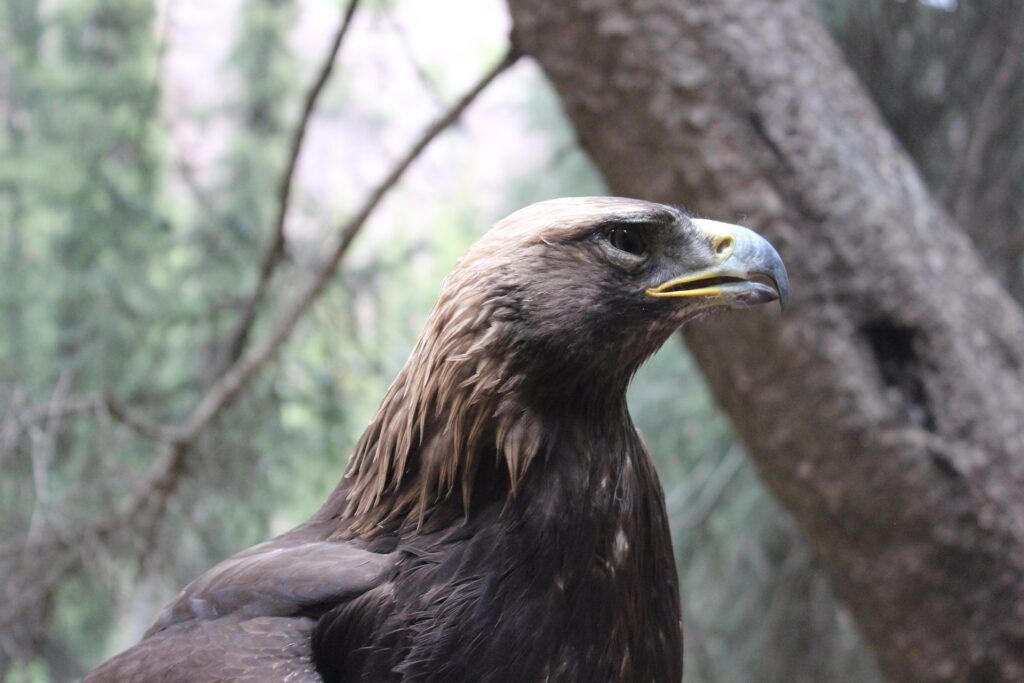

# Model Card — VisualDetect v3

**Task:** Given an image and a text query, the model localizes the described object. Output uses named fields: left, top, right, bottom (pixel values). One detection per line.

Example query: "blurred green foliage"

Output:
left=0, top=1, right=880, bottom=681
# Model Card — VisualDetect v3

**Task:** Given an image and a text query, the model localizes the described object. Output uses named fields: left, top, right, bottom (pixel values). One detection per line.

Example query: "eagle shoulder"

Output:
left=86, top=536, right=396, bottom=682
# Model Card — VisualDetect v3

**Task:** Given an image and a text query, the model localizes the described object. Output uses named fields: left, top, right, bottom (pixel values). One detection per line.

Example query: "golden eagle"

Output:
left=86, top=197, right=788, bottom=682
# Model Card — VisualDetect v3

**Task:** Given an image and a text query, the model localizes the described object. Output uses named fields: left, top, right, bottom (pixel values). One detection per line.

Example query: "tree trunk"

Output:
left=505, top=0, right=1024, bottom=680
left=832, top=0, right=1024, bottom=304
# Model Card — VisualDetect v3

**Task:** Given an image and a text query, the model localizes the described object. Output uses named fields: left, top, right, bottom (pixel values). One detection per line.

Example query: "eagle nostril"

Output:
left=714, top=236, right=734, bottom=258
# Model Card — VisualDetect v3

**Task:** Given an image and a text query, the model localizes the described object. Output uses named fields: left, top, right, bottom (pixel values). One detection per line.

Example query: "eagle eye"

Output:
left=606, top=227, right=647, bottom=258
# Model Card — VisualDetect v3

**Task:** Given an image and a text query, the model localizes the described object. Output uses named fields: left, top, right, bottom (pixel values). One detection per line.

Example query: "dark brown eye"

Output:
left=607, top=228, right=647, bottom=257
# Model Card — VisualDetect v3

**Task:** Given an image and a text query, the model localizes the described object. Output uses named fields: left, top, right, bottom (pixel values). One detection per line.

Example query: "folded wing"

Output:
left=86, top=538, right=396, bottom=682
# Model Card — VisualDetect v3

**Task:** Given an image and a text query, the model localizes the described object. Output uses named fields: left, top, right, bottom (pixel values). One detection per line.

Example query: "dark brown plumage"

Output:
left=86, top=197, right=787, bottom=682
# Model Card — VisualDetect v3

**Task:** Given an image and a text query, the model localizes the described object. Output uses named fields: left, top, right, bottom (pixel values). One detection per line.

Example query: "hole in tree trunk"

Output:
left=862, top=319, right=936, bottom=432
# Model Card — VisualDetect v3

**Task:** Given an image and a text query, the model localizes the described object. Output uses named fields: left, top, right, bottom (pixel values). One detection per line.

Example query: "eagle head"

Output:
left=342, top=196, right=787, bottom=530
left=446, top=196, right=788, bottom=386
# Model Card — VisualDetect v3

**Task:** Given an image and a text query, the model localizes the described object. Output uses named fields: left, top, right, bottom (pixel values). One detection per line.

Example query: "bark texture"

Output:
left=505, top=0, right=1024, bottom=680
left=835, top=0, right=1024, bottom=302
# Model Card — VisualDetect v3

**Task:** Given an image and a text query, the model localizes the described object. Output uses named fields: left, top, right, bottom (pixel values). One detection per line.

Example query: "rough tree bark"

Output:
left=506, top=0, right=1024, bottom=681
left=834, top=0, right=1024, bottom=302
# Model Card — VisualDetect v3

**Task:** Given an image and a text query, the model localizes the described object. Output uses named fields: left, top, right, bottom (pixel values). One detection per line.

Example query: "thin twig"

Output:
left=0, top=392, right=178, bottom=447
left=175, top=155, right=225, bottom=219
left=222, top=0, right=362, bottom=367
left=103, top=394, right=181, bottom=444
left=0, top=550, right=81, bottom=646
left=25, top=371, right=74, bottom=539
left=671, top=445, right=745, bottom=554
left=0, top=47, right=520, bottom=614
left=180, top=44, right=520, bottom=444
left=381, top=7, right=446, bottom=108
left=3, top=393, right=100, bottom=429
left=945, top=3, right=1024, bottom=221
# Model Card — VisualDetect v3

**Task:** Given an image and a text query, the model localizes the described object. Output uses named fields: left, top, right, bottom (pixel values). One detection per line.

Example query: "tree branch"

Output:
left=946, top=3, right=1024, bottom=224
left=103, top=394, right=180, bottom=443
left=179, top=44, right=520, bottom=444
left=222, top=0, right=362, bottom=367
left=0, top=46, right=519, bottom=627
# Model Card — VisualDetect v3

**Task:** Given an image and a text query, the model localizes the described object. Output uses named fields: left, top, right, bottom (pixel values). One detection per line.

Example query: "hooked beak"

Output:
left=645, top=219, right=789, bottom=310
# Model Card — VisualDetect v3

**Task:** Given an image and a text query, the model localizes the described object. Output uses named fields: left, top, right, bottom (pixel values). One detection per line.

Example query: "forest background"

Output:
left=2, top=1, right=1022, bottom=681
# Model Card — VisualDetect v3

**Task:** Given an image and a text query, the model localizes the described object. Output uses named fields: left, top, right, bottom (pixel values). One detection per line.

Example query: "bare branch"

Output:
left=103, top=394, right=180, bottom=443
left=946, top=3, right=1024, bottom=223
left=1, top=391, right=176, bottom=451
left=179, top=44, right=520, bottom=444
left=2, top=393, right=100, bottom=430
left=381, top=7, right=446, bottom=108
left=0, top=46, right=519, bottom=628
left=222, top=0, right=362, bottom=367
left=174, top=154, right=224, bottom=219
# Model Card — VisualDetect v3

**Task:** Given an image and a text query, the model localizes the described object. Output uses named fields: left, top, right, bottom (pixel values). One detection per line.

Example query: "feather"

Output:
left=86, top=198, right=691, bottom=682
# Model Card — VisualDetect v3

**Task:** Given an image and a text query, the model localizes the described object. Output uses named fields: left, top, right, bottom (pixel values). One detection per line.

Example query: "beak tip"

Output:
left=774, top=275, right=789, bottom=313
left=656, top=219, right=790, bottom=313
